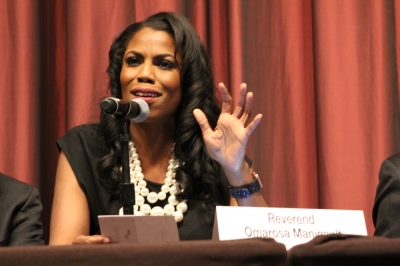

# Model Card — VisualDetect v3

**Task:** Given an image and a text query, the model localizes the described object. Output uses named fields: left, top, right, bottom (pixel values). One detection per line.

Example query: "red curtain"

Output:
left=1, top=0, right=399, bottom=242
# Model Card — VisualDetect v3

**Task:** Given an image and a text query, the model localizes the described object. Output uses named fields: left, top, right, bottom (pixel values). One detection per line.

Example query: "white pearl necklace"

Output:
left=119, top=141, right=188, bottom=222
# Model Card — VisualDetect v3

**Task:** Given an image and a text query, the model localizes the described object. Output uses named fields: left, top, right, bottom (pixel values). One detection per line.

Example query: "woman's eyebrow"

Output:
left=124, top=50, right=143, bottom=57
left=126, top=50, right=174, bottom=57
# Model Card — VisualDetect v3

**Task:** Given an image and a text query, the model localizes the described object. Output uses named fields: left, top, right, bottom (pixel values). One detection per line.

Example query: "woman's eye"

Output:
left=159, top=60, right=174, bottom=70
left=126, top=57, right=139, bottom=66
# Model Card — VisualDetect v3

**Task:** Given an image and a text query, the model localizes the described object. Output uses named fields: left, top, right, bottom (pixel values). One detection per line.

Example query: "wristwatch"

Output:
left=228, top=172, right=263, bottom=199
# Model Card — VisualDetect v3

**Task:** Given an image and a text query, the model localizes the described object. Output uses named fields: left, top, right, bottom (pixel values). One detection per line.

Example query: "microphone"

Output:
left=100, top=97, right=150, bottom=123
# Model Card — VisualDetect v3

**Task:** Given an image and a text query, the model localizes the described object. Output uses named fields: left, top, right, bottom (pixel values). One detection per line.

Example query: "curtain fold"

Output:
left=1, top=0, right=399, bottom=241
left=244, top=0, right=318, bottom=209
left=312, top=0, right=400, bottom=233
left=0, top=0, right=40, bottom=186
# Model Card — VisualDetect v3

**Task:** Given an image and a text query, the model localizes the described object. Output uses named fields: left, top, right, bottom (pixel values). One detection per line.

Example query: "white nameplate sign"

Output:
left=212, top=206, right=367, bottom=249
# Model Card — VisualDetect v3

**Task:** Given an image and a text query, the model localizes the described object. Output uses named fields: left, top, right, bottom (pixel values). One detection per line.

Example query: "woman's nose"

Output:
left=137, top=62, right=155, bottom=84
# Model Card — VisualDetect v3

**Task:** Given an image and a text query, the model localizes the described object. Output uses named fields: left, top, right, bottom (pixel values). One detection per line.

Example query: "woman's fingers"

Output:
left=232, top=83, right=247, bottom=118
left=72, top=235, right=110, bottom=245
left=199, top=82, right=260, bottom=137
left=245, top=114, right=263, bottom=138
left=220, top=83, right=254, bottom=125
left=240, top=91, right=254, bottom=124
left=193, top=108, right=213, bottom=136
left=219, top=83, right=233, bottom=114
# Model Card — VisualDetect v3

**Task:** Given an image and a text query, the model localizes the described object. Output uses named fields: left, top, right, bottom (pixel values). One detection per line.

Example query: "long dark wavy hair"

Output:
left=97, top=12, right=226, bottom=209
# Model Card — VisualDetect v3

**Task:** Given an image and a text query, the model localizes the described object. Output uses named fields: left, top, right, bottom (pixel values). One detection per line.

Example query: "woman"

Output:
left=50, top=12, right=267, bottom=245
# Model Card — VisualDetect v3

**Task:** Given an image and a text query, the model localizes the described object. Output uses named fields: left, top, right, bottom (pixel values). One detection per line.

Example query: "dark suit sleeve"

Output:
left=373, top=154, right=400, bottom=237
left=8, top=186, right=44, bottom=246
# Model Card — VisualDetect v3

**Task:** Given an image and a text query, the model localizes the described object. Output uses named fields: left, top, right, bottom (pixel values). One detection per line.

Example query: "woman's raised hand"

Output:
left=193, top=83, right=262, bottom=175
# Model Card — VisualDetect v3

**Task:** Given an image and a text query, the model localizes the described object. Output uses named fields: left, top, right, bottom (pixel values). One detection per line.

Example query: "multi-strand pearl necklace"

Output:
left=119, top=141, right=188, bottom=222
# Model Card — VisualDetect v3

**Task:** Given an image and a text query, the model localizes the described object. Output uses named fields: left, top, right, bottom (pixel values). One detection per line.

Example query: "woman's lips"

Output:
left=131, top=88, right=161, bottom=103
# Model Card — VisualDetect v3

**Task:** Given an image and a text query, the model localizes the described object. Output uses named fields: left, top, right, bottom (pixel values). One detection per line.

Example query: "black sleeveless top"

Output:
left=57, top=123, right=231, bottom=240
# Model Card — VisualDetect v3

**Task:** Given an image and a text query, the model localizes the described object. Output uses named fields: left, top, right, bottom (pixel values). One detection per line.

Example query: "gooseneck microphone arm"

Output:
left=100, top=97, right=150, bottom=215
left=120, top=121, right=134, bottom=215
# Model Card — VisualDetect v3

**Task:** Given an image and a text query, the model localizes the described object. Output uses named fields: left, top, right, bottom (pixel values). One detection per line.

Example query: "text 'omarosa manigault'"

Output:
left=244, top=227, right=342, bottom=239
left=242, top=213, right=342, bottom=239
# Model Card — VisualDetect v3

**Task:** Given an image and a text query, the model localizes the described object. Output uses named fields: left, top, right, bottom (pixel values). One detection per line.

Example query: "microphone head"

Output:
left=100, top=97, right=119, bottom=113
left=130, top=98, right=150, bottom=123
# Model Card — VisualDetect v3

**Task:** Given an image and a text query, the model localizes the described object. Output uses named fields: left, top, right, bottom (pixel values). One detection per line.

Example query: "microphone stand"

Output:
left=120, top=120, right=135, bottom=215
left=100, top=97, right=149, bottom=215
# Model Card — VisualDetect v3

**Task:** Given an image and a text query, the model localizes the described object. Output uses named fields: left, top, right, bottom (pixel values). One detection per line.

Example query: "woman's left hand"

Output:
left=193, top=82, right=262, bottom=176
